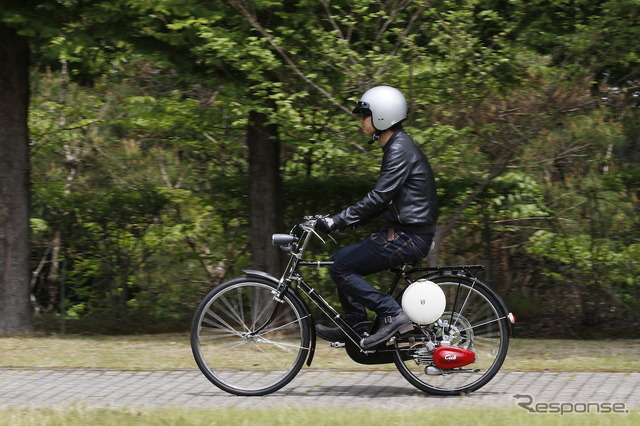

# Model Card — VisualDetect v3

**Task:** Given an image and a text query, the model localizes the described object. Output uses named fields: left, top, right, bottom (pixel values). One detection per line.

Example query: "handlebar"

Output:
left=271, top=215, right=334, bottom=253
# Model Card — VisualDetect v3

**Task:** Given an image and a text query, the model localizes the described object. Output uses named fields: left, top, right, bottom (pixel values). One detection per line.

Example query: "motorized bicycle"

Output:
left=191, top=216, right=515, bottom=396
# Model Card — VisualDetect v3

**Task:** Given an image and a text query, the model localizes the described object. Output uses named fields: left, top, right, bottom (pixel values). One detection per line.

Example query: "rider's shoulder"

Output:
left=385, top=131, right=419, bottom=157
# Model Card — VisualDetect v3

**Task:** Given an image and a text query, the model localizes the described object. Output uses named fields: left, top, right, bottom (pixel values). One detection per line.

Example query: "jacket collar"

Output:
left=381, top=128, right=404, bottom=152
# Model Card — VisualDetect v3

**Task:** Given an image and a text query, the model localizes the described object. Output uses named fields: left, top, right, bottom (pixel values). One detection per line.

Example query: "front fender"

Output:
left=242, top=269, right=280, bottom=285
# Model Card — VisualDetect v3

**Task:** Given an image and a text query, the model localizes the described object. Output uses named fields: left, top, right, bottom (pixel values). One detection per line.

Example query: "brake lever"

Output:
left=310, top=227, right=338, bottom=244
left=303, top=218, right=337, bottom=245
left=310, top=228, right=327, bottom=244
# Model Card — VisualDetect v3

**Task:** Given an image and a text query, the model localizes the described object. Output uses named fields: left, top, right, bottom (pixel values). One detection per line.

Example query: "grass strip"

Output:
left=0, top=406, right=637, bottom=426
left=1, top=334, right=638, bottom=371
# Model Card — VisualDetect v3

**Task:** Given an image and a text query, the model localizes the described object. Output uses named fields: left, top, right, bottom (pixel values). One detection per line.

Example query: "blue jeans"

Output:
left=329, top=228, right=433, bottom=327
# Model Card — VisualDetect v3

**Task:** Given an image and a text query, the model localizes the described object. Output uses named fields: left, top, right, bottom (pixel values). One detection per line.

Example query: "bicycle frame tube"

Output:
left=271, top=219, right=368, bottom=349
left=294, top=274, right=365, bottom=347
left=272, top=222, right=316, bottom=299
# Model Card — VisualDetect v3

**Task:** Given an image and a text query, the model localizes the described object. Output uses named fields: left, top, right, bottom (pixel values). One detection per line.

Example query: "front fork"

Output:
left=273, top=255, right=364, bottom=351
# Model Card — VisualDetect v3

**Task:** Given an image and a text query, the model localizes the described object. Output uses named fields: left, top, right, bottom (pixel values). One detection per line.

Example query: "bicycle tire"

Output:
left=393, top=275, right=510, bottom=395
left=191, top=277, right=311, bottom=396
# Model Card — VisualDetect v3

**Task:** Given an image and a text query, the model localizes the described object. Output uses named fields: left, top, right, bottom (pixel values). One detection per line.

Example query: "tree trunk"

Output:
left=247, top=107, right=283, bottom=277
left=0, top=23, right=33, bottom=334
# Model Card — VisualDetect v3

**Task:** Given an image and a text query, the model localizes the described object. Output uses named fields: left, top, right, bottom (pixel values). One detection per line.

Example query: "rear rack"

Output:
left=414, top=265, right=485, bottom=272
left=397, top=264, right=485, bottom=276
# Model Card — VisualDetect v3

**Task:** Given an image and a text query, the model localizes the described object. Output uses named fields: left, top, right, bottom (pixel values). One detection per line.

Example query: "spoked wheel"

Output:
left=191, top=277, right=311, bottom=396
left=393, top=276, right=510, bottom=395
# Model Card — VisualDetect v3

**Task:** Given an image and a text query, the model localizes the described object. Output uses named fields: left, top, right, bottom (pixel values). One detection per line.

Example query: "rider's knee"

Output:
left=329, top=263, right=350, bottom=286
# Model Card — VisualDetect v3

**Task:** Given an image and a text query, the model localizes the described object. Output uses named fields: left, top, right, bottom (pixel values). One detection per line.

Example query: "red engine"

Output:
left=433, top=346, right=476, bottom=369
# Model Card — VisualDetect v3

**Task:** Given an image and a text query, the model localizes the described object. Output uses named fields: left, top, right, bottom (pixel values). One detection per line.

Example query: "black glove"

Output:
left=314, top=217, right=335, bottom=234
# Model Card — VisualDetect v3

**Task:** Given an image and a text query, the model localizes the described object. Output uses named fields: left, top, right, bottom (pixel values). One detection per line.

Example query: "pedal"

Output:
left=330, top=341, right=345, bottom=348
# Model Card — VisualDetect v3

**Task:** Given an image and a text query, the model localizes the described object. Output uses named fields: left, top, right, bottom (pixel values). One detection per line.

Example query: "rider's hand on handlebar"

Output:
left=314, top=217, right=335, bottom=234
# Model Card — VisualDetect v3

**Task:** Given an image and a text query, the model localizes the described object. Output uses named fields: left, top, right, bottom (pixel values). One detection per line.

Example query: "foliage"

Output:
left=2, top=0, right=639, bottom=335
left=29, top=66, right=250, bottom=323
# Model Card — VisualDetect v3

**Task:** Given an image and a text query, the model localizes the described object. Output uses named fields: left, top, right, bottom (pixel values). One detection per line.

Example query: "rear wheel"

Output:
left=191, top=277, right=311, bottom=396
left=393, top=275, right=510, bottom=395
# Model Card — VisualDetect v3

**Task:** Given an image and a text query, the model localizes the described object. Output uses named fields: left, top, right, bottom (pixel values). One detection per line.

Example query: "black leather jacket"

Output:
left=331, top=129, right=438, bottom=235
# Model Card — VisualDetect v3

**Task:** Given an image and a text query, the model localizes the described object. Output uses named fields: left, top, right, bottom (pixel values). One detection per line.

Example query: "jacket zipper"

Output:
left=390, top=201, right=404, bottom=224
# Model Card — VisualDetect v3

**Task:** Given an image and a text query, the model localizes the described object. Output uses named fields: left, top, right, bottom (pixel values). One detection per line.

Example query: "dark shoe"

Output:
left=315, top=324, right=347, bottom=342
left=359, top=312, right=413, bottom=349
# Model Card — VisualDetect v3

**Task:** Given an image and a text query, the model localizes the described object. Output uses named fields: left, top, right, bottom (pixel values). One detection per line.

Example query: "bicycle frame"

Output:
left=269, top=219, right=365, bottom=350
left=250, top=217, right=513, bottom=365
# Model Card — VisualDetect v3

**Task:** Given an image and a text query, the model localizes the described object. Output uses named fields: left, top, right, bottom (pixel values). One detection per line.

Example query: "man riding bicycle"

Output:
left=314, top=86, right=439, bottom=349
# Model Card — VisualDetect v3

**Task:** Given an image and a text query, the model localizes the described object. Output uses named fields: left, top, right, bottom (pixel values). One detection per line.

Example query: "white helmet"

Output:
left=353, top=86, right=408, bottom=131
left=401, top=279, right=446, bottom=325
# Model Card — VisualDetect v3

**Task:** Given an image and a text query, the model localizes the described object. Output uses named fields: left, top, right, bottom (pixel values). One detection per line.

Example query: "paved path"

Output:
left=1, top=368, right=639, bottom=412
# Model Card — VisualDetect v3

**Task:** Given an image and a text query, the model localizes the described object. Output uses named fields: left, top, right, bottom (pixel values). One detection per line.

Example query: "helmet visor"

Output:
left=352, top=101, right=370, bottom=114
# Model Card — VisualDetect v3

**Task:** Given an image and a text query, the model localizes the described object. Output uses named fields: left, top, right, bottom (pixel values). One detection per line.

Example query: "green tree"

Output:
left=5, top=0, right=640, bottom=335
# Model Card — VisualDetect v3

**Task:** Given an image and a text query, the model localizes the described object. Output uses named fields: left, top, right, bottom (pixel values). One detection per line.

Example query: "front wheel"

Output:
left=393, top=275, right=510, bottom=395
left=191, top=277, right=311, bottom=396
